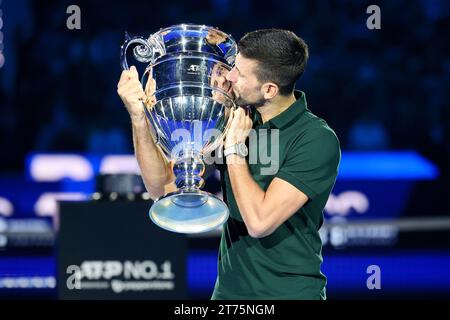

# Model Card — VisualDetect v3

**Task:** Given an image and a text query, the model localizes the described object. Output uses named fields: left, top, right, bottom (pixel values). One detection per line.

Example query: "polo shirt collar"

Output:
left=253, top=90, right=308, bottom=129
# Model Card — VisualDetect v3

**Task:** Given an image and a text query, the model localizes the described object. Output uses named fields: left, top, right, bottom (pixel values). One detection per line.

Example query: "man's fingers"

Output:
left=131, top=89, right=146, bottom=97
left=145, top=76, right=156, bottom=96
left=118, top=70, right=132, bottom=87
left=118, top=85, right=145, bottom=99
left=235, top=107, right=245, bottom=118
left=234, top=107, right=252, bottom=127
left=118, top=70, right=128, bottom=82
left=118, top=80, right=144, bottom=93
left=228, top=109, right=235, bottom=121
left=130, top=65, right=139, bottom=78
left=117, top=68, right=140, bottom=87
left=125, top=93, right=145, bottom=103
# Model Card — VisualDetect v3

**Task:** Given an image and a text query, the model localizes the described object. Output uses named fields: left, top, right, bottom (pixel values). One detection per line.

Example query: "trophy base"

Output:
left=148, top=190, right=229, bottom=234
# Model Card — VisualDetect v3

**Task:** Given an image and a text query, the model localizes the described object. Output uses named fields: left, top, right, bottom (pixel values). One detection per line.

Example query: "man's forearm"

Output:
left=227, top=155, right=266, bottom=235
left=132, top=118, right=174, bottom=199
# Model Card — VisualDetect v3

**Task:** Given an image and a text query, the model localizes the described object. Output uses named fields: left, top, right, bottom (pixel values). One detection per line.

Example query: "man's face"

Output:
left=226, top=53, right=266, bottom=107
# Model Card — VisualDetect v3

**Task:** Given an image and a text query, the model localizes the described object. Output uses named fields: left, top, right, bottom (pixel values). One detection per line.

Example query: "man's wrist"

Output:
left=224, top=139, right=243, bottom=149
left=224, top=141, right=249, bottom=158
left=130, top=112, right=147, bottom=125
left=226, top=153, right=247, bottom=165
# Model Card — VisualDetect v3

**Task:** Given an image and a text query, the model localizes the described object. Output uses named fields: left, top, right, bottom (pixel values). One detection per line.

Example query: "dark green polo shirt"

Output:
left=211, top=91, right=341, bottom=300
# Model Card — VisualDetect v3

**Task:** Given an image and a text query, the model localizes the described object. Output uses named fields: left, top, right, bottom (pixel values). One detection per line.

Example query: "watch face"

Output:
left=238, top=143, right=248, bottom=157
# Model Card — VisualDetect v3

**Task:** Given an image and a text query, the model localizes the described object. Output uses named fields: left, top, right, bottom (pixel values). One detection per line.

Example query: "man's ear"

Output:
left=261, top=82, right=279, bottom=99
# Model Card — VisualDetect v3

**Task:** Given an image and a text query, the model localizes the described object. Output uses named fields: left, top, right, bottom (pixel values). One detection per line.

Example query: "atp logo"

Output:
left=187, top=64, right=207, bottom=74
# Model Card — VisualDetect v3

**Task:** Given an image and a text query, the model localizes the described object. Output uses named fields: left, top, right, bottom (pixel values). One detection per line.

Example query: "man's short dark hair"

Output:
left=237, top=29, right=309, bottom=96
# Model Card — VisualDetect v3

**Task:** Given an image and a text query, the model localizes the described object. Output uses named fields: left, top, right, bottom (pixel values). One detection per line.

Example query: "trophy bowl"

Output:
left=121, top=24, right=237, bottom=234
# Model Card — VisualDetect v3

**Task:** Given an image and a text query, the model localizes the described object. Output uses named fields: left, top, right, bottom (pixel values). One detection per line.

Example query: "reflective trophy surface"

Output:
left=121, top=24, right=237, bottom=233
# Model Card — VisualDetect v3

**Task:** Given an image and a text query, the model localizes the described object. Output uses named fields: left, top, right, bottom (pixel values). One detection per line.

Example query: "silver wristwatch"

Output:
left=224, top=142, right=248, bottom=158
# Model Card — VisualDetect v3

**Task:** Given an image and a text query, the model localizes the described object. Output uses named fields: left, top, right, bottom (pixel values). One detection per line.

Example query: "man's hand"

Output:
left=117, top=66, right=156, bottom=122
left=225, top=107, right=253, bottom=149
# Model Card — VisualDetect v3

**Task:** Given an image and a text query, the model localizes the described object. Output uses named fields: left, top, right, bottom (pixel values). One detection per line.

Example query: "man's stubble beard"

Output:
left=232, top=89, right=266, bottom=108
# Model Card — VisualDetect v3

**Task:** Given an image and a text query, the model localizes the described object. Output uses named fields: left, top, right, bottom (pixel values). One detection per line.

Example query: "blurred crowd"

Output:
left=0, top=0, right=449, bottom=172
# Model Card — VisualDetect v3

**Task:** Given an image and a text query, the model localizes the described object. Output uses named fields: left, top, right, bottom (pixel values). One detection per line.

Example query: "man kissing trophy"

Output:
left=120, top=24, right=237, bottom=234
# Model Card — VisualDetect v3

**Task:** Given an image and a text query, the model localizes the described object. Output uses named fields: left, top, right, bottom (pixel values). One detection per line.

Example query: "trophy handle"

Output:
left=121, top=32, right=165, bottom=147
left=120, top=32, right=163, bottom=70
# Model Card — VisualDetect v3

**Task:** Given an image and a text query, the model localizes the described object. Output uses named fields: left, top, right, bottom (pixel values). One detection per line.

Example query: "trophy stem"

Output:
left=148, top=149, right=230, bottom=234
left=173, top=151, right=205, bottom=191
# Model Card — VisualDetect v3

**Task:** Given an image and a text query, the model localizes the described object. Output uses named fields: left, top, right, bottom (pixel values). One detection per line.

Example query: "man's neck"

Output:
left=257, top=92, right=297, bottom=124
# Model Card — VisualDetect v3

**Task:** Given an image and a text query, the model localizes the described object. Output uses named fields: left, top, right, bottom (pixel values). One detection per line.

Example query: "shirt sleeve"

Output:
left=275, top=128, right=341, bottom=201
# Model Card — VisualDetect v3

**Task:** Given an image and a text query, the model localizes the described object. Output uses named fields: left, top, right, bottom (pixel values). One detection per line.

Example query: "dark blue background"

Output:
left=0, top=0, right=449, bottom=299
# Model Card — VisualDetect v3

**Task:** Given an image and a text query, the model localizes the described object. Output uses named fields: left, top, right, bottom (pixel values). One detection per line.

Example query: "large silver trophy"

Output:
left=121, top=24, right=237, bottom=234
